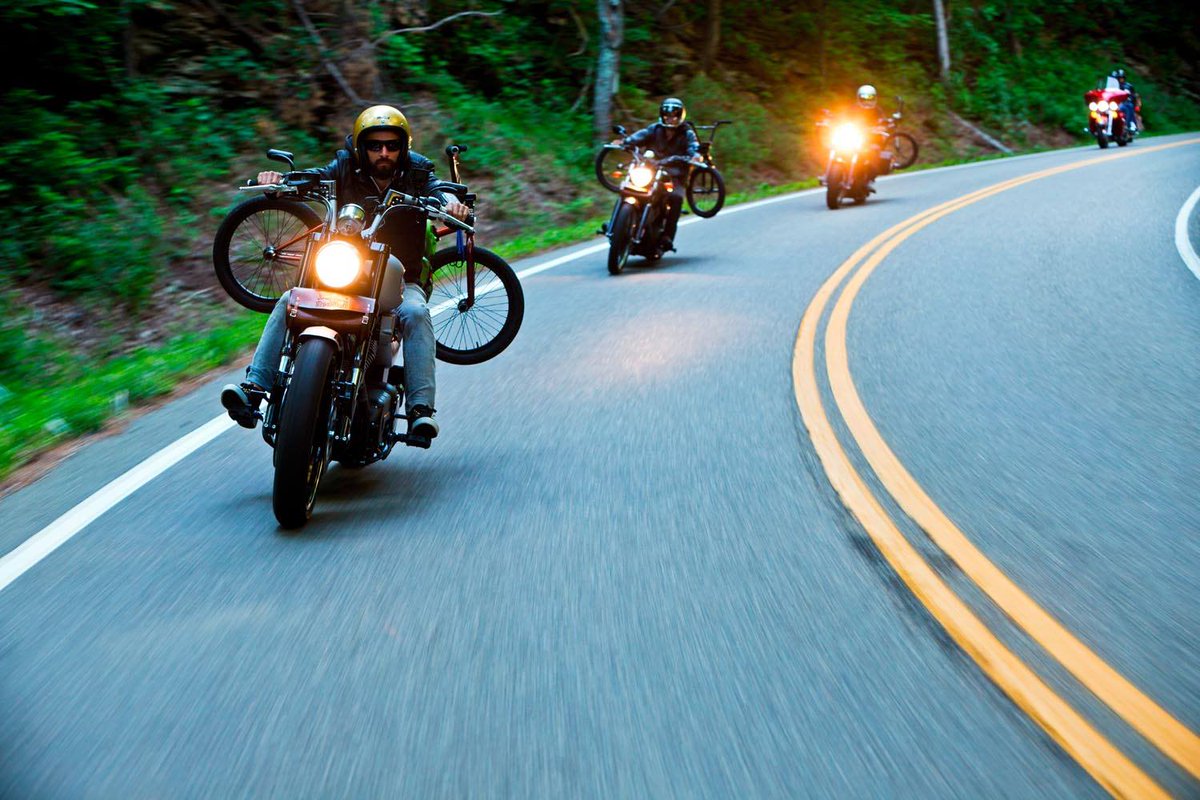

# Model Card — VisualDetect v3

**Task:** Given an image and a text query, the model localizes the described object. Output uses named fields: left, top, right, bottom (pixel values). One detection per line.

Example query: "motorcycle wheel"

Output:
left=595, top=146, right=631, bottom=193
left=608, top=202, right=637, bottom=275
left=888, top=132, right=919, bottom=169
left=212, top=196, right=323, bottom=313
left=685, top=166, right=726, bottom=218
left=1096, top=133, right=1109, bottom=149
left=825, top=165, right=843, bottom=210
left=273, top=337, right=337, bottom=529
left=425, top=246, right=525, bottom=365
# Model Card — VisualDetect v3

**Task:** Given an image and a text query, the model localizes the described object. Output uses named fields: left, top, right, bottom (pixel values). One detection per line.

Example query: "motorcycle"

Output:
left=223, top=147, right=523, bottom=528
left=1084, top=76, right=1137, bottom=149
left=817, top=110, right=898, bottom=210
left=602, top=125, right=695, bottom=275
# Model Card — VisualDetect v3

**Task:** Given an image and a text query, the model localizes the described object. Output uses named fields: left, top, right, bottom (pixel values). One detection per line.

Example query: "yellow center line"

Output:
left=794, top=137, right=1200, bottom=798
left=824, top=137, right=1200, bottom=782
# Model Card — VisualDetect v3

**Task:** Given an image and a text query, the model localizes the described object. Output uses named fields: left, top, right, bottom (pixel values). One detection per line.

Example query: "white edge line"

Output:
left=7, top=135, right=1196, bottom=592
left=1174, top=184, right=1200, bottom=281
left=0, top=416, right=235, bottom=593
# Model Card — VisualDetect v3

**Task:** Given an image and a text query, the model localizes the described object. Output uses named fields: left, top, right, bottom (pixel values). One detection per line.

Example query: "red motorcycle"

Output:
left=1084, top=77, right=1137, bottom=149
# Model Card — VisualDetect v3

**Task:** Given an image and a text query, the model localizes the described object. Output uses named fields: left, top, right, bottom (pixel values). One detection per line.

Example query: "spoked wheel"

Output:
left=686, top=166, right=726, bottom=218
left=425, top=246, right=524, bottom=365
left=213, top=196, right=322, bottom=313
left=825, top=164, right=844, bottom=210
left=888, top=132, right=919, bottom=169
left=595, top=146, right=632, bottom=193
left=608, top=202, right=637, bottom=274
left=273, top=337, right=337, bottom=529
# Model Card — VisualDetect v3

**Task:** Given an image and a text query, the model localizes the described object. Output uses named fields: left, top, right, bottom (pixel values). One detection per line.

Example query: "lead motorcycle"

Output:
left=218, top=147, right=522, bottom=528
left=1084, top=76, right=1137, bottom=149
left=602, top=125, right=694, bottom=275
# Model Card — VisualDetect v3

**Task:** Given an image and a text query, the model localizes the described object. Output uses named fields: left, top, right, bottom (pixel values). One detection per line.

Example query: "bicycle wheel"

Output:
left=888, top=132, right=919, bottom=169
left=685, top=166, right=726, bottom=218
left=426, top=246, right=524, bottom=365
left=213, top=196, right=322, bottom=313
left=595, top=146, right=632, bottom=193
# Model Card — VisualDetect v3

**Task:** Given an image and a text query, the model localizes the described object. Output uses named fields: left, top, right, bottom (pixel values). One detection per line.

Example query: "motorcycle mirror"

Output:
left=267, top=149, right=295, bottom=170
left=612, top=124, right=627, bottom=136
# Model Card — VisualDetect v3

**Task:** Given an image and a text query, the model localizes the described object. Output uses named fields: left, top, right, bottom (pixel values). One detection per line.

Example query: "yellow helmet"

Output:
left=352, top=105, right=412, bottom=162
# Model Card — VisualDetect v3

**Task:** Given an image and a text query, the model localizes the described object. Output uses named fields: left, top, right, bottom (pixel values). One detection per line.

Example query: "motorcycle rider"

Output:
left=611, top=97, right=702, bottom=253
left=221, top=105, right=469, bottom=444
left=844, top=84, right=893, bottom=187
left=1111, top=69, right=1140, bottom=133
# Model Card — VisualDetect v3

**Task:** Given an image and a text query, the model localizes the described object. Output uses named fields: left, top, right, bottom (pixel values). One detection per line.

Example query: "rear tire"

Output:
left=213, top=196, right=322, bottom=313
left=608, top=202, right=637, bottom=274
left=273, top=338, right=337, bottom=529
left=595, top=146, right=631, bottom=193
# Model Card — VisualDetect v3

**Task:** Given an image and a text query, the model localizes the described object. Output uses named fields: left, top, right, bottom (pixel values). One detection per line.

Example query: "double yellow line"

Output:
left=792, top=138, right=1200, bottom=799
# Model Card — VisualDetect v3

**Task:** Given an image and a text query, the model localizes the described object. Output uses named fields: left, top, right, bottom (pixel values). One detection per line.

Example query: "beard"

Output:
left=370, top=158, right=397, bottom=180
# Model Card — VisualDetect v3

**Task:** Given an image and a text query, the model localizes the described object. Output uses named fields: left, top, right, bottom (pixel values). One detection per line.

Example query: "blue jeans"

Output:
left=1120, top=100, right=1137, bottom=130
left=246, top=256, right=435, bottom=414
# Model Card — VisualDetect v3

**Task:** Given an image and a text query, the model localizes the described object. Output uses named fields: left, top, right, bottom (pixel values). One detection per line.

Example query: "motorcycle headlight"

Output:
left=1098, top=101, right=1110, bottom=112
left=314, top=240, right=362, bottom=288
left=1088, top=101, right=1098, bottom=111
left=628, top=165, right=655, bottom=188
left=643, top=150, right=656, bottom=159
left=831, top=123, right=864, bottom=152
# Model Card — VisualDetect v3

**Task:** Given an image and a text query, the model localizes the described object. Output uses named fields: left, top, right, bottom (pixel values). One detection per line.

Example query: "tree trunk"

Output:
left=702, top=0, right=721, bottom=74
left=593, top=0, right=624, bottom=144
left=933, top=0, right=951, bottom=85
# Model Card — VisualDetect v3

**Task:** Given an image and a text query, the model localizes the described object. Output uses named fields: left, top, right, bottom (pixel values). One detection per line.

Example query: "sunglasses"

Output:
left=365, top=139, right=404, bottom=153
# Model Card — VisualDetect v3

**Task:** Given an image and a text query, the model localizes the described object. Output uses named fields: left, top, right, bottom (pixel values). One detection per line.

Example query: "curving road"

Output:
left=1, top=134, right=1198, bottom=798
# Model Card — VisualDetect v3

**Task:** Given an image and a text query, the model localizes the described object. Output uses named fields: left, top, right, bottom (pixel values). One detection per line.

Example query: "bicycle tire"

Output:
left=426, top=246, right=524, bottom=365
left=213, top=196, right=322, bottom=313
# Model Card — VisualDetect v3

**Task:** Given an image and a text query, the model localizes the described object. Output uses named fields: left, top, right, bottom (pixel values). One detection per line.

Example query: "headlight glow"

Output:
left=1099, top=101, right=1110, bottom=112
left=628, top=165, right=655, bottom=188
left=831, top=123, right=864, bottom=152
left=644, top=150, right=656, bottom=159
left=1088, top=101, right=1098, bottom=111
left=314, top=241, right=362, bottom=288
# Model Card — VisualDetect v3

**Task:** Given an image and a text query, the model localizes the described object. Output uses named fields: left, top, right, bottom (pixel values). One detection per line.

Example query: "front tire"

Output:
left=608, top=202, right=637, bottom=274
left=1096, top=133, right=1109, bottom=149
left=825, top=164, right=844, bottom=210
left=426, top=247, right=524, bottom=365
left=273, top=338, right=337, bottom=529
left=685, top=166, right=726, bottom=218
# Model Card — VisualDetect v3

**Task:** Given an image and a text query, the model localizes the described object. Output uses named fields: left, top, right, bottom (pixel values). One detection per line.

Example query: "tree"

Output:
left=592, top=0, right=623, bottom=144
left=933, top=0, right=950, bottom=84
left=702, top=0, right=721, bottom=75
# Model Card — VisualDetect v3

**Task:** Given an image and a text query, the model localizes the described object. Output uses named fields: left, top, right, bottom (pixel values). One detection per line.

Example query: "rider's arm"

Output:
left=684, top=127, right=700, bottom=159
left=412, top=155, right=469, bottom=221
left=623, top=126, right=653, bottom=147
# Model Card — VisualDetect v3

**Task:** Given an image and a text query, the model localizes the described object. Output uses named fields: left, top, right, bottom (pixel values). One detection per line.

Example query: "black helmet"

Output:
left=1112, top=68, right=1126, bottom=80
left=659, top=97, right=686, bottom=128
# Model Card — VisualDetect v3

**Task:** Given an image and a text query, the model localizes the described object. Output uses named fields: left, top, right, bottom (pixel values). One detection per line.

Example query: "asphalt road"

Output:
left=2, top=134, right=1198, bottom=798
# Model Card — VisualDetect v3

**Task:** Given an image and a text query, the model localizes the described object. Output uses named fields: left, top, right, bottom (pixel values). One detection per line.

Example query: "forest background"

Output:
left=0, top=0, right=1197, bottom=482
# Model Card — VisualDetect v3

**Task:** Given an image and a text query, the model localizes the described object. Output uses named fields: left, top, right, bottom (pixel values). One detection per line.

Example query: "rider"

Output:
left=844, top=84, right=892, bottom=186
left=612, top=97, right=702, bottom=253
left=220, top=105, right=469, bottom=444
left=1111, top=69, right=1140, bottom=133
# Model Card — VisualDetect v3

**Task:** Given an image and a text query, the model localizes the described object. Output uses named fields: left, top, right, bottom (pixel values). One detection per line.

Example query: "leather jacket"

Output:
left=307, top=139, right=448, bottom=285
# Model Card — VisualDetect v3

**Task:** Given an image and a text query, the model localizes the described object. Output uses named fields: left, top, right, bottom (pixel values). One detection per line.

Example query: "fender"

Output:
left=297, top=325, right=341, bottom=353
